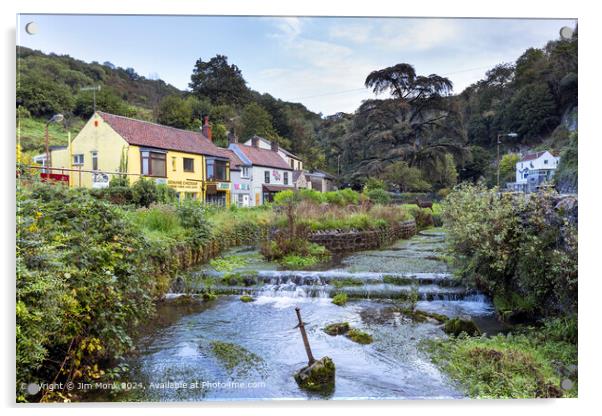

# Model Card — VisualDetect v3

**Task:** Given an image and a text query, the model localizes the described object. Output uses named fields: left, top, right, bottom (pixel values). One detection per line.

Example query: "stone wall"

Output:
left=307, top=220, right=417, bottom=253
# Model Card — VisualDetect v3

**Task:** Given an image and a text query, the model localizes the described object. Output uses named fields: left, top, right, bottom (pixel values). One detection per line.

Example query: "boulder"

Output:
left=294, top=356, right=336, bottom=393
left=443, top=317, right=481, bottom=337
left=323, top=322, right=350, bottom=336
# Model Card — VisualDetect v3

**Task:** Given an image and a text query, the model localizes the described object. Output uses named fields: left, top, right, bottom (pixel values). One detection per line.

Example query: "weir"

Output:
left=117, top=228, right=496, bottom=401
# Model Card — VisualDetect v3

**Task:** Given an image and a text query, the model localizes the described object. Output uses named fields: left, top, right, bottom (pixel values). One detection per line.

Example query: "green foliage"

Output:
left=555, top=132, right=578, bottom=192
left=240, top=102, right=280, bottom=141
left=280, top=255, right=320, bottom=269
left=365, top=188, right=391, bottom=204
left=156, top=94, right=194, bottom=129
left=426, top=324, right=577, bottom=398
left=189, top=55, right=250, bottom=106
left=209, top=255, right=250, bottom=272
left=383, top=161, right=432, bottom=192
left=331, top=293, right=348, bottom=306
left=16, top=183, right=157, bottom=399
left=132, top=204, right=183, bottom=235
left=239, top=295, right=254, bottom=303
left=499, top=153, right=520, bottom=184
left=176, top=200, right=211, bottom=246
left=443, top=183, right=577, bottom=318
left=363, top=177, right=385, bottom=191
left=131, top=178, right=158, bottom=207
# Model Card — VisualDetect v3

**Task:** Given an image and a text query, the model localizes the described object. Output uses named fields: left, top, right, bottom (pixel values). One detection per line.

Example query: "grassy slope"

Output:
left=17, top=117, right=85, bottom=155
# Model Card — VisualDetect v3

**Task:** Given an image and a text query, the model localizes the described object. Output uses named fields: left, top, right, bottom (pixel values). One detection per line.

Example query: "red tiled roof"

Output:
left=97, top=111, right=224, bottom=158
left=236, top=144, right=292, bottom=170
left=521, top=151, right=546, bottom=162
left=215, top=148, right=243, bottom=171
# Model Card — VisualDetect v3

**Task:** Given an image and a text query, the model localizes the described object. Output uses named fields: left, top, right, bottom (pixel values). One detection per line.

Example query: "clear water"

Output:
left=106, top=229, right=498, bottom=402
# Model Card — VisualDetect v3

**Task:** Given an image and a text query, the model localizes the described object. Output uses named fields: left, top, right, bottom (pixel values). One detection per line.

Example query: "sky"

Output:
left=17, top=15, right=576, bottom=116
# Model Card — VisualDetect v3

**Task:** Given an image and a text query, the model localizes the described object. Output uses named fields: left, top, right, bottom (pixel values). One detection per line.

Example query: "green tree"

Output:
left=74, top=88, right=133, bottom=118
left=499, top=153, right=520, bottom=184
left=383, top=161, right=431, bottom=192
left=156, top=95, right=193, bottom=129
left=189, top=55, right=250, bottom=106
left=240, top=102, right=279, bottom=141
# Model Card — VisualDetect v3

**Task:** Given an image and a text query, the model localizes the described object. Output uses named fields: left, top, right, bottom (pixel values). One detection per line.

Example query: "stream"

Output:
left=104, top=228, right=500, bottom=401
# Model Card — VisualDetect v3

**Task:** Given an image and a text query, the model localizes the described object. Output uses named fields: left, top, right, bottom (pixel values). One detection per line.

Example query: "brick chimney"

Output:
left=202, top=115, right=212, bottom=141
left=228, top=131, right=238, bottom=144
left=270, top=140, right=278, bottom=152
left=251, top=136, right=259, bottom=148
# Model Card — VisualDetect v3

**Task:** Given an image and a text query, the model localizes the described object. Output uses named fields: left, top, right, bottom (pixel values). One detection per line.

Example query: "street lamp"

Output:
left=497, top=132, right=518, bottom=189
left=45, top=114, right=64, bottom=171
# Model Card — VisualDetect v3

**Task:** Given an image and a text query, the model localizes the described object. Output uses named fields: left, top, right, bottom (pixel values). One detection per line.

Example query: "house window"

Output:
left=264, top=170, right=270, bottom=184
left=290, top=159, right=295, bottom=169
left=172, top=157, right=177, bottom=171
left=141, top=150, right=167, bottom=177
left=91, top=152, right=98, bottom=170
left=241, top=166, right=250, bottom=178
left=73, top=154, right=84, bottom=165
left=237, top=193, right=244, bottom=206
left=206, top=158, right=228, bottom=181
left=544, top=159, right=548, bottom=164
left=284, top=172, right=289, bottom=185
left=183, top=157, right=195, bottom=172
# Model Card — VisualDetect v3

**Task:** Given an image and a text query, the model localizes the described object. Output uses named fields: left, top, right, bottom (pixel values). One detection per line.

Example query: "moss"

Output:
left=240, top=295, right=254, bottom=303
left=346, top=328, right=373, bottom=344
left=330, top=278, right=364, bottom=288
left=209, top=340, right=263, bottom=373
left=382, top=275, right=415, bottom=285
left=166, top=294, right=198, bottom=306
left=331, top=293, right=348, bottom=306
left=323, top=322, right=350, bottom=336
left=400, top=307, right=448, bottom=323
left=425, top=329, right=577, bottom=398
left=294, top=356, right=336, bottom=393
left=443, top=318, right=481, bottom=337
left=202, top=291, right=217, bottom=301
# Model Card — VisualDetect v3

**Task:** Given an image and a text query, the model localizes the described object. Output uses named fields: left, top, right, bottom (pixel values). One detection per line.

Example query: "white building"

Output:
left=509, top=150, right=560, bottom=193
left=228, top=136, right=294, bottom=206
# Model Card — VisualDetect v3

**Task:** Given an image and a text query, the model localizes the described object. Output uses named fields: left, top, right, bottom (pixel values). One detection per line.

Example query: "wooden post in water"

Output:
left=294, top=307, right=316, bottom=365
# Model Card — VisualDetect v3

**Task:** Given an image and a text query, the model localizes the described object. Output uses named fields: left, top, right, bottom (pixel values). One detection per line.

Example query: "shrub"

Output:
left=176, top=200, right=211, bottom=246
left=443, top=183, right=577, bottom=318
left=365, top=188, right=391, bottom=204
left=131, top=177, right=158, bottom=207
left=16, top=183, right=156, bottom=400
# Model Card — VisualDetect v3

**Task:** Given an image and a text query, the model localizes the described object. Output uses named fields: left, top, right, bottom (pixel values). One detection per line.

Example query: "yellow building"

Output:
left=50, top=112, right=232, bottom=205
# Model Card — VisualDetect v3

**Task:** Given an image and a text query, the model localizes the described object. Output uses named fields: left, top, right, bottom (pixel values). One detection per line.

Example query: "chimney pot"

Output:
left=228, top=131, right=238, bottom=144
left=271, top=140, right=278, bottom=152
left=202, top=116, right=212, bottom=141
left=251, top=136, right=259, bottom=148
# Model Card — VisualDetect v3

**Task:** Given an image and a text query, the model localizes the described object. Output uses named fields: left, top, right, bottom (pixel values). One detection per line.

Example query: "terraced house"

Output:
left=49, top=112, right=232, bottom=205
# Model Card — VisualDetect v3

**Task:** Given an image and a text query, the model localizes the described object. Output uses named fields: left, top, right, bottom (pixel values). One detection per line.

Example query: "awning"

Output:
left=262, top=184, right=292, bottom=192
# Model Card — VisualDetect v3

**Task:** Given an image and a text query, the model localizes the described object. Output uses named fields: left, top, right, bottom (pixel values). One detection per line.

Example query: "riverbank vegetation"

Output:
left=427, top=315, right=577, bottom=398
left=443, top=183, right=577, bottom=320
left=429, top=183, right=578, bottom=398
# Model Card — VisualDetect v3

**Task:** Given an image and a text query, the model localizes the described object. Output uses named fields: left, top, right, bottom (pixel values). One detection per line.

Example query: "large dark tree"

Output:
left=189, top=55, right=250, bottom=106
left=334, top=64, right=466, bottom=183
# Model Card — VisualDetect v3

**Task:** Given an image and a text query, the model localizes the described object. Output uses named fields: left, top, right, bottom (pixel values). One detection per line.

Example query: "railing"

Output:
left=18, top=165, right=144, bottom=188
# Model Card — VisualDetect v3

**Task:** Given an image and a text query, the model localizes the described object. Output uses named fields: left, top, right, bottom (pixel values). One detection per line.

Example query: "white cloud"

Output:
left=329, top=23, right=373, bottom=44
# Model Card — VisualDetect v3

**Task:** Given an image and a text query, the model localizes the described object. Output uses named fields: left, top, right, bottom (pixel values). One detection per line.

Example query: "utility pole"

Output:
left=80, top=86, right=101, bottom=113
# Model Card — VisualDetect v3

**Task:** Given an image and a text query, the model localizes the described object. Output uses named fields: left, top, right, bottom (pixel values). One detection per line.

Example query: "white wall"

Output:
left=515, top=151, right=560, bottom=183
left=251, top=166, right=294, bottom=204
